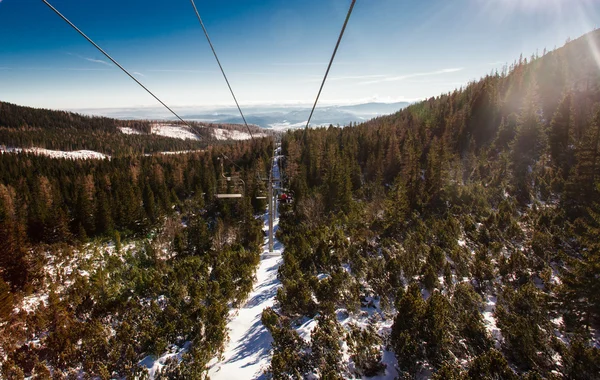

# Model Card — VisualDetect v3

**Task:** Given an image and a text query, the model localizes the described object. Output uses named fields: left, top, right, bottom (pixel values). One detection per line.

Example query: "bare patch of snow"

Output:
left=139, top=341, right=191, bottom=379
left=483, top=294, right=503, bottom=349
left=152, top=123, right=199, bottom=140
left=119, top=127, right=142, bottom=135
left=1, top=146, right=109, bottom=160
left=212, top=128, right=264, bottom=141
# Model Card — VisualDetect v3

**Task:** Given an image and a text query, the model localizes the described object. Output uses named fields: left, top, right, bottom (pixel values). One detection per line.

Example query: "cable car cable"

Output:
left=189, top=0, right=254, bottom=140
left=41, top=0, right=193, bottom=129
left=305, top=0, right=356, bottom=130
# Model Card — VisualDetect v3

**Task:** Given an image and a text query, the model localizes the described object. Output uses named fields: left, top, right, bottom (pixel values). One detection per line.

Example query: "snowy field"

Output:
left=208, top=157, right=283, bottom=380
left=151, top=124, right=200, bottom=140
left=118, top=127, right=142, bottom=135
left=212, top=128, right=265, bottom=141
left=0, top=146, right=109, bottom=160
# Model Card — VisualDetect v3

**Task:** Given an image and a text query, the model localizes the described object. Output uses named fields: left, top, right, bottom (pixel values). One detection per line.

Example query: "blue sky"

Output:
left=0, top=0, right=599, bottom=110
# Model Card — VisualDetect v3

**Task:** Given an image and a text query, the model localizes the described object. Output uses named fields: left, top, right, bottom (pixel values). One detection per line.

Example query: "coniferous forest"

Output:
left=0, top=133, right=274, bottom=377
left=2, top=29, right=600, bottom=379
left=265, top=31, right=600, bottom=378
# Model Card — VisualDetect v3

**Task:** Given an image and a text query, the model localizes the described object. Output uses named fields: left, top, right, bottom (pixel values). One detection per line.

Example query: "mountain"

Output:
left=74, top=102, right=411, bottom=129
left=0, top=101, right=273, bottom=157
left=265, top=30, right=600, bottom=378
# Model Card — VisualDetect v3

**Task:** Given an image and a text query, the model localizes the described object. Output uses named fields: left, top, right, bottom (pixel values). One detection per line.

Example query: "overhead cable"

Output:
left=42, top=0, right=193, bottom=128
left=305, top=0, right=357, bottom=129
left=189, top=0, right=254, bottom=140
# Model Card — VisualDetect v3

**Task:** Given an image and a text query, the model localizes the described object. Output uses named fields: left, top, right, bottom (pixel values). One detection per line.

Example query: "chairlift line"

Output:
left=305, top=0, right=357, bottom=130
left=41, top=0, right=193, bottom=129
left=189, top=0, right=254, bottom=140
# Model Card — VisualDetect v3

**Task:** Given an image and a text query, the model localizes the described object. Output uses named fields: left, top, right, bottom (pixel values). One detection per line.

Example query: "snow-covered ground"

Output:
left=268, top=121, right=331, bottom=130
left=1, top=146, right=109, bottom=160
left=268, top=121, right=308, bottom=130
left=140, top=342, right=192, bottom=378
left=152, top=124, right=200, bottom=140
left=208, top=156, right=283, bottom=380
left=119, top=127, right=142, bottom=135
left=212, top=128, right=264, bottom=141
left=483, top=294, right=503, bottom=350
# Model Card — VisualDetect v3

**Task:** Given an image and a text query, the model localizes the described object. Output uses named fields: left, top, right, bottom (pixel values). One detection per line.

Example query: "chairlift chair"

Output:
left=215, top=157, right=245, bottom=199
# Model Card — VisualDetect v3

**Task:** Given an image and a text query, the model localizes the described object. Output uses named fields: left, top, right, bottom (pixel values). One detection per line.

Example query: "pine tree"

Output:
left=424, top=291, right=453, bottom=367
left=391, top=283, right=426, bottom=374
left=510, top=83, right=547, bottom=204
left=549, top=92, right=575, bottom=176
left=0, top=278, right=13, bottom=320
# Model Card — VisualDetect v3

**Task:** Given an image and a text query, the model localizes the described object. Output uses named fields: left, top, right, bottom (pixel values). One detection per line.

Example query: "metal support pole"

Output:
left=268, top=158, right=274, bottom=253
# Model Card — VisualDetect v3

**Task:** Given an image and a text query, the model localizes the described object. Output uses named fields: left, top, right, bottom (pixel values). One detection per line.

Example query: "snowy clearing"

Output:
left=208, top=156, right=283, bottom=380
left=212, top=128, right=264, bottom=141
left=152, top=124, right=200, bottom=140
left=1, top=146, right=109, bottom=160
left=483, top=294, right=503, bottom=350
left=119, top=127, right=142, bottom=135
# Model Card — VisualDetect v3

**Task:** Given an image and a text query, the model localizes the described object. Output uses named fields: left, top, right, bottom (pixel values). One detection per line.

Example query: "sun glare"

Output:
left=477, top=0, right=595, bottom=20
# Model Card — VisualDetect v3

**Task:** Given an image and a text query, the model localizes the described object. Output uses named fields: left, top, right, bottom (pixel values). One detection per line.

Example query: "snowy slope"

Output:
left=208, top=156, right=283, bottom=380
left=151, top=123, right=200, bottom=140
left=119, top=127, right=142, bottom=135
left=0, top=146, right=109, bottom=160
left=212, top=128, right=265, bottom=141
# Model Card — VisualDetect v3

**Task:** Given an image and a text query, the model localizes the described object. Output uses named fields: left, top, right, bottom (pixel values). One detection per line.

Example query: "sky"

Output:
left=0, top=0, right=599, bottom=111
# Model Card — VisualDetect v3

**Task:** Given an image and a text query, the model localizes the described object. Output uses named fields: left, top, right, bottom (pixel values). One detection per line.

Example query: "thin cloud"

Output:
left=271, top=61, right=354, bottom=66
left=67, top=52, right=112, bottom=67
left=307, top=74, right=387, bottom=83
left=147, top=69, right=216, bottom=73
left=133, top=71, right=145, bottom=77
left=359, top=68, right=464, bottom=85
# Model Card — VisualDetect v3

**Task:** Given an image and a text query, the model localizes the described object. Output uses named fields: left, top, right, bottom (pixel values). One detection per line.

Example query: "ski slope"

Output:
left=208, top=156, right=283, bottom=380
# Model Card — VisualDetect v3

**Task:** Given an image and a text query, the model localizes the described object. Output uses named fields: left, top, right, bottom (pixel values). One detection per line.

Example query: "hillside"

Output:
left=264, top=30, right=600, bottom=378
left=0, top=137, right=274, bottom=378
left=0, top=102, right=270, bottom=157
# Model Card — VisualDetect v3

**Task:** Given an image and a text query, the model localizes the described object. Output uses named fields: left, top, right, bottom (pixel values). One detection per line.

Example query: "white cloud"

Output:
left=133, top=71, right=145, bottom=77
left=84, top=57, right=112, bottom=66
left=359, top=68, right=464, bottom=85
left=67, top=52, right=112, bottom=67
left=307, top=74, right=387, bottom=83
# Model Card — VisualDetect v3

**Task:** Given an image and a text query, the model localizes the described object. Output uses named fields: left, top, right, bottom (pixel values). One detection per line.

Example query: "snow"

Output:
left=369, top=350, right=399, bottom=380
left=268, top=121, right=307, bottom=130
left=268, top=121, right=330, bottom=130
left=208, top=155, right=283, bottom=380
left=152, top=123, right=199, bottom=140
left=212, top=128, right=264, bottom=141
left=482, top=294, right=503, bottom=349
left=1, top=146, right=109, bottom=160
left=139, top=341, right=192, bottom=379
left=16, top=294, right=49, bottom=314
left=295, top=317, right=319, bottom=343
left=119, top=127, right=142, bottom=135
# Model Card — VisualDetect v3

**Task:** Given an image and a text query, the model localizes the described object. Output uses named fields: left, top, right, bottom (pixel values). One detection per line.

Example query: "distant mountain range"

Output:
left=74, top=102, right=410, bottom=129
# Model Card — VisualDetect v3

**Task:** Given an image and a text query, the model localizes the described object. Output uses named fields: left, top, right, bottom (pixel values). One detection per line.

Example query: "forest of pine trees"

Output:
left=0, top=135, right=275, bottom=378
left=265, top=31, right=600, bottom=378
left=0, top=101, right=268, bottom=156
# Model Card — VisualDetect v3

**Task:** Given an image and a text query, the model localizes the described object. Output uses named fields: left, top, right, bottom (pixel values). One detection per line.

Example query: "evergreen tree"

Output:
left=549, top=92, right=575, bottom=176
